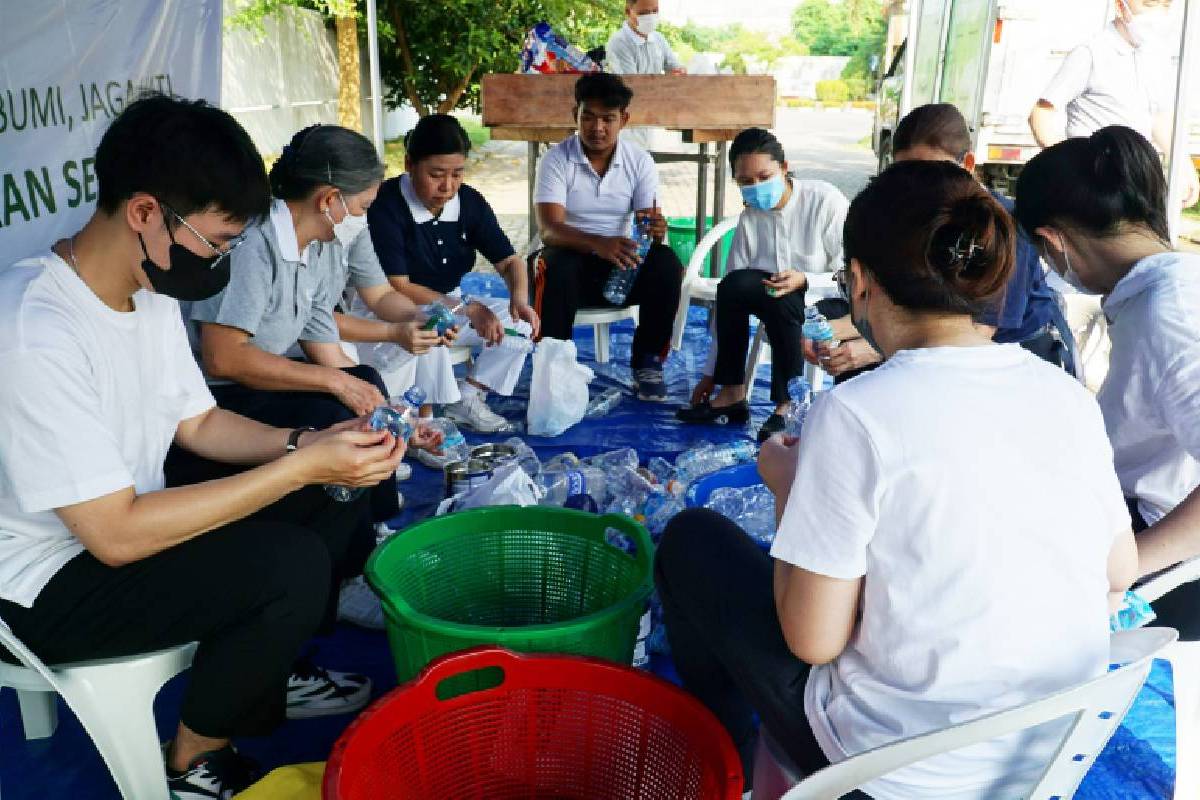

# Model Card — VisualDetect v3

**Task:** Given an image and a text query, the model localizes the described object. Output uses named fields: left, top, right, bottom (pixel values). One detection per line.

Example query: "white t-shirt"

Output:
left=705, top=178, right=848, bottom=374
left=772, top=344, right=1126, bottom=800
left=534, top=134, right=658, bottom=239
left=1099, top=251, right=1200, bottom=525
left=1040, top=23, right=1172, bottom=141
left=605, top=23, right=682, bottom=75
left=0, top=254, right=215, bottom=608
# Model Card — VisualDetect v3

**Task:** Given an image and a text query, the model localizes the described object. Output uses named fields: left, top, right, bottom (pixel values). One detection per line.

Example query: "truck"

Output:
left=873, top=0, right=1118, bottom=193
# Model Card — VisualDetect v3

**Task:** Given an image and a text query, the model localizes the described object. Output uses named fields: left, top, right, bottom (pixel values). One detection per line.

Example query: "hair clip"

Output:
left=949, top=232, right=982, bottom=271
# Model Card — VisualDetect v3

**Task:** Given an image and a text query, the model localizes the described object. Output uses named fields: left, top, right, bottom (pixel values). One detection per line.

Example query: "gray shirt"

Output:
left=190, top=199, right=342, bottom=369
left=605, top=23, right=682, bottom=75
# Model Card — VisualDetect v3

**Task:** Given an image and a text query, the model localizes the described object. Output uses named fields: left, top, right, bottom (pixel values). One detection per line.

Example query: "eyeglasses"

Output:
left=834, top=268, right=848, bottom=301
left=160, top=201, right=247, bottom=268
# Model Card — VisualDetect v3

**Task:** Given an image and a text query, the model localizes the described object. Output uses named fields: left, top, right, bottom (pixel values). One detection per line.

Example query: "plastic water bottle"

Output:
left=603, top=216, right=653, bottom=305
left=783, top=377, right=813, bottom=437
left=645, top=457, right=687, bottom=498
left=543, top=452, right=581, bottom=471
left=675, top=440, right=758, bottom=482
left=584, top=447, right=640, bottom=472
left=503, top=437, right=542, bottom=478
left=642, top=492, right=685, bottom=536
left=604, top=466, right=655, bottom=513
left=536, top=466, right=607, bottom=506
left=585, top=387, right=624, bottom=418
left=421, top=302, right=458, bottom=335
left=1111, top=591, right=1157, bottom=632
left=422, top=418, right=469, bottom=462
left=326, top=387, right=426, bottom=501
left=705, top=485, right=776, bottom=545
left=802, top=306, right=839, bottom=350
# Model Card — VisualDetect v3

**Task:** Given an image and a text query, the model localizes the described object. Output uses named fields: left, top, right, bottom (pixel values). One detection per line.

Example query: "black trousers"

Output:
left=532, top=244, right=683, bottom=363
left=713, top=269, right=807, bottom=403
left=1129, top=499, right=1200, bottom=641
left=165, top=364, right=399, bottom=526
left=655, top=509, right=871, bottom=797
left=0, top=485, right=368, bottom=738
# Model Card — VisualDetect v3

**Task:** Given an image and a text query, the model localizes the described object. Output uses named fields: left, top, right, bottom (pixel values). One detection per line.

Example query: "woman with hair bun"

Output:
left=1017, top=124, right=1200, bottom=639
left=656, top=159, right=1137, bottom=797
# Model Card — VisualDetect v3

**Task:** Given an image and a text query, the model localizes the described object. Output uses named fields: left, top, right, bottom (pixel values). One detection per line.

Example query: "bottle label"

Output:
left=564, top=470, right=587, bottom=496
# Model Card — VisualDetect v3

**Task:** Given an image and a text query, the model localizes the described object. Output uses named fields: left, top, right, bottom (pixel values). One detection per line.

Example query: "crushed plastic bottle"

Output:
left=536, top=466, right=607, bottom=507
left=327, top=387, right=426, bottom=502
left=1110, top=590, right=1157, bottom=632
left=543, top=452, right=581, bottom=472
left=602, top=216, right=653, bottom=305
left=584, top=448, right=640, bottom=472
left=420, top=417, right=469, bottom=463
left=802, top=306, right=840, bottom=351
left=603, top=467, right=655, bottom=516
left=675, top=440, right=758, bottom=482
left=783, top=376, right=814, bottom=438
left=705, top=484, right=776, bottom=545
left=503, top=437, right=542, bottom=478
left=421, top=299, right=464, bottom=335
left=643, top=492, right=685, bottom=537
left=585, top=387, right=624, bottom=418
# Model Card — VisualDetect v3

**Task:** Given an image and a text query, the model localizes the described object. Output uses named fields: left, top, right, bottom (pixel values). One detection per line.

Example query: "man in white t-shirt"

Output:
left=1030, top=0, right=1200, bottom=205
left=532, top=72, right=684, bottom=401
left=0, top=95, right=405, bottom=800
left=605, top=0, right=686, bottom=76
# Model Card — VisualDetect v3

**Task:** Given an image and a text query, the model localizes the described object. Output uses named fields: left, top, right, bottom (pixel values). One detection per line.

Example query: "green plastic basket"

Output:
left=667, top=216, right=736, bottom=277
left=366, top=506, right=655, bottom=683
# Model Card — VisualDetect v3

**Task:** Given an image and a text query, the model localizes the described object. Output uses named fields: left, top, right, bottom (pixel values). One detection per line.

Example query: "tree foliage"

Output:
left=791, top=0, right=886, bottom=80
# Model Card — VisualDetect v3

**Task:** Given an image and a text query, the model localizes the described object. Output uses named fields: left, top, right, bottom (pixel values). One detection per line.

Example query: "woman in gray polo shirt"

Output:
left=183, top=125, right=441, bottom=526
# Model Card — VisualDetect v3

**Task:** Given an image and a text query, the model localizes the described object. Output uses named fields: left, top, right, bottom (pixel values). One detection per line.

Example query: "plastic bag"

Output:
left=527, top=338, right=594, bottom=437
left=232, top=763, right=323, bottom=799
left=436, top=463, right=544, bottom=515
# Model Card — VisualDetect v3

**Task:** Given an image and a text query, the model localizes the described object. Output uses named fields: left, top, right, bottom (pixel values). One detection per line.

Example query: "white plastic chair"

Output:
left=574, top=306, right=639, bottom=364
left=750, top=627, right=1176, bottom=800
left=0, top=620, right=196, bottom=800
left=1134, top=558, right=1200, bottom=800
left=670, top=216, right=829, bottom=396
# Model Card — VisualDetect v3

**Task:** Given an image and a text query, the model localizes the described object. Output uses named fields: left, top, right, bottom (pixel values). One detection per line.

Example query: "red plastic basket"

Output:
left=324, top=647, right=744, bottom=800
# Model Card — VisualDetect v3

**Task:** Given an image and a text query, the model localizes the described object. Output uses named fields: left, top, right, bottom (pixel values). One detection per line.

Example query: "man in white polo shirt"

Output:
left=605, top=0, right=686, bottom=76
left=1030, top=0, right=1199, bottom=205
left=532, top=72, right=683, bottom=401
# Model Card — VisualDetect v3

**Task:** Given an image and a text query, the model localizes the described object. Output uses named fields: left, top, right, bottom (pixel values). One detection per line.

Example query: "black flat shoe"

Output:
left=675, top=400, right=751, bottom=425
left=756, top=413, right=787, bottom=443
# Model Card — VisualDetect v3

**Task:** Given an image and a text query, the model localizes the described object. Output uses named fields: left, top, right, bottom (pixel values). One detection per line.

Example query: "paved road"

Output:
left=776, top=108, right=877, bottom=199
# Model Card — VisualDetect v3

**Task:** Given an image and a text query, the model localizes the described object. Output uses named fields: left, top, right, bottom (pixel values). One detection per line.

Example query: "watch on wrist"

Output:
left=286, top=427, right=316, bottom=453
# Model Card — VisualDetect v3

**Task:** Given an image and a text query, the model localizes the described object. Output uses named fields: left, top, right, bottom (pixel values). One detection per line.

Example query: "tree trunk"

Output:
left=437, top=60, right=481, bottom=114
left=389, top=2, right=430, bottom=116
left=335, top=15, right=363, bottom=131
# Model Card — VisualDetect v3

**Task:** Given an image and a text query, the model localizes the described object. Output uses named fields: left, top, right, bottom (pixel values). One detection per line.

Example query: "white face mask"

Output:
left=326, top=193, right=368, bottom=248
left=635, top=13, right=658, bottom=36
left=1045, top=235, right=1101, bottom=296
left=1124, top=5, right=1173, bottom=48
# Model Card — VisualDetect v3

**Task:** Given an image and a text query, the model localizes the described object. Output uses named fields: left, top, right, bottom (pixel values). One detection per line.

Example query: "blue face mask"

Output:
left=741, top=174, right=786, bottom=211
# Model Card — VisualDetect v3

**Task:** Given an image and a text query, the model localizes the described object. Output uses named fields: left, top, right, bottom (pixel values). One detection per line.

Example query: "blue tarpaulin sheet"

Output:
left=0, top=274, right=1176, bottom=797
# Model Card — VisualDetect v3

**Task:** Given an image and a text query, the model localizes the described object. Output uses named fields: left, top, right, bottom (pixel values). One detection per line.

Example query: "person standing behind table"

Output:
left=677, top=127, right=848, bottom=442
left=656, top=159, right=1138, bottom=797
left=0, top=95, right=406, bottom=800
left=606, top=0, right=686, bottom=76
left=367, top=114, right=540, bottom=440
left=1029, top=0, right=1200, bottom=207
left=183, top=125, right=441, bottom=527
left=532, top=72, right=684, bottom=402
left=1016, top=125, right=1200, bottom=640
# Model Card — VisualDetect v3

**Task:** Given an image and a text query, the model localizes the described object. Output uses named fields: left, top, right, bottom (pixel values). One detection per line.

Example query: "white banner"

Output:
left=0, top=0, right=222, bottom=263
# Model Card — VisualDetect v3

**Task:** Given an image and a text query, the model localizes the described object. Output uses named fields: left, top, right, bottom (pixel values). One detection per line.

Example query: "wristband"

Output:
left=286, top=426, right=316, bottom=453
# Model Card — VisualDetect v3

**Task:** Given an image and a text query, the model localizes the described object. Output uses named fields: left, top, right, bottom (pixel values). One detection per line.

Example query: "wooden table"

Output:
left=481, top=74, right=776, bottom=276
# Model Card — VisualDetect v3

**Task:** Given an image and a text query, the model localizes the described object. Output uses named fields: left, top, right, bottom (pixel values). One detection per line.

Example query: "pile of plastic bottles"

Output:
left=704, top=485, right=776, bottom=545
left=520, top=22, right=601, bottom=74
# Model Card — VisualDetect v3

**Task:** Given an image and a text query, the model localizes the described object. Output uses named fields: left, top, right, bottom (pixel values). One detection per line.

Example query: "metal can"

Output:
left=469, top=443, right=519, bottom=470
left=444, top=459, right=492, bottom=498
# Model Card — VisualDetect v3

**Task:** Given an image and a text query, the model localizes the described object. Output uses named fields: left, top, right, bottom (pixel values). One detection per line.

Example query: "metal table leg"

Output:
left=711, top=141, right=728, bottom=277
left=695, top=142, right=709, bottom=270
left=527, top=141, right=539, bottom=247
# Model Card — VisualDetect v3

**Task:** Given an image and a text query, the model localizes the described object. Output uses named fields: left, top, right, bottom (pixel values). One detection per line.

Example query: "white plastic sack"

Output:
left=436, top=463, right=543, bottom=516
left=527, top=338, right=594, bottom=437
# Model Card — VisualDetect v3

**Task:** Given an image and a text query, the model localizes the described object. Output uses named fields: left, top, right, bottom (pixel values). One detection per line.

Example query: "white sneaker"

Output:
left=444, top=392, right=510, bottom=433
left=285, top=655, right=372, bottom=719
left=337, top=577, right=386, bottom=630
left=394, top=463, right=412, bottom=482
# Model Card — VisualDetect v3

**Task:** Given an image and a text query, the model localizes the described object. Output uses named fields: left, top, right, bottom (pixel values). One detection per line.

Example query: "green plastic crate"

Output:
left=667, top=216, right=736, bottom=277
left=366, top=506, right=654, bottom=682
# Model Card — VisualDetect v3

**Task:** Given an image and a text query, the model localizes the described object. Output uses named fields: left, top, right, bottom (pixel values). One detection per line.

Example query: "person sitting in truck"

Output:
left=1029, top=0, right=1200, bottom=207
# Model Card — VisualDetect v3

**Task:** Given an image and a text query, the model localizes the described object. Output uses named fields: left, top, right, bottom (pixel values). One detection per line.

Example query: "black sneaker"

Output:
left=285, top=655, right=372, bottom=719
left=676, top=400, right=751, bottom=425
left=166, top=744, right=258, bottom=800
left=756, top=413, right=787, bottom=443
left=633, top=363, right=669, bottom=402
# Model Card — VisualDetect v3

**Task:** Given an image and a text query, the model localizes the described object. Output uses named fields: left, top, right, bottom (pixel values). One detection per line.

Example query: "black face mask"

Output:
left=137, top=230, right=231, bottom=301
